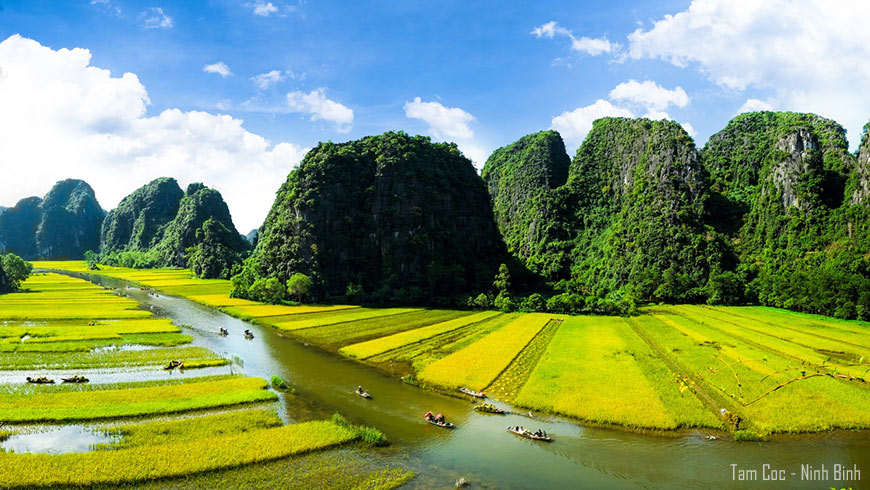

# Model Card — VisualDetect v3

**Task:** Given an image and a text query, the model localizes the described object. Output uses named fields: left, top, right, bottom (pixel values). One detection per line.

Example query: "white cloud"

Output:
left=90, top=0, right=122, bottom=17
left=626, top=0, right=870, bottom=147
left=251, top=1, right=279, bottom=16
left=551, top=99, right=634, bottom=148
left=286, top=88, right=354, bottom=132
left=403, top=97, right=475, bottom=140
left=203, top=61, right=232, bottom=78
left=250, top=70, right=284, bottom=89
left=140, top=7, right=173, bottom=29
left=0, top=34, right=306, bottom=232
left=531, top=20, right=615, bottom=56
left=609, top=79, right=688, bottom=111
left=737, top=98, right=775, bottom=114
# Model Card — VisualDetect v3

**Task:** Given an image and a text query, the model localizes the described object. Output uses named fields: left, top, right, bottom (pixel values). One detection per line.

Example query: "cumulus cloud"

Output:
left=250, top=70, right=283, bottom=89
left=140, top=7, right=173, bottom=29
left=203, top=61, right=232, bottom=78
left=626, top=0, right=870, bottom=145
left=286, top=88, right=354, bottom=132
left=609, top=79, right=688, bottom=111
left=403, top=97, right=475, bottom=140
left=550, top=99, right=634, bottom=148
left=531, top=20, right=615, bottom=56
left=0, top=34, right=306, bottom=232
left=251, top=1, right=279, bottom=16
left=737, top=98, right=775, bottom=114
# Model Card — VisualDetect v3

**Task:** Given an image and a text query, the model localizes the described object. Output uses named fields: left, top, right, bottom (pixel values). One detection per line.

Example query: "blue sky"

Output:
left=1, top=0, right=869, bottom=231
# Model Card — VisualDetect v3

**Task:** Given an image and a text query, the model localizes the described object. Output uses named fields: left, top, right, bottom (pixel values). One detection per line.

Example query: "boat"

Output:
left=506, top=426, right=552, bottom=442
left=244, top=330, right=255, bottom=339
left=474, top=403, right=506, bottom=414
left=26, top=376, right=54, bottom=384
left=61, top=376, right=89, bottom=383
left=356, top=390, right=372, bottom=399
left=425, top=416, right=455, bottom=428
left=459, top=387, right=486, bottom=398
left=218, top=327, right=228, bottom=336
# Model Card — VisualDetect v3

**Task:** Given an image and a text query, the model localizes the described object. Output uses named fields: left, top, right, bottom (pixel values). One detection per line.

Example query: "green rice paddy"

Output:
left=32, top=261, right=870, bottom=439
left=1, top=266, right=407, bottom=489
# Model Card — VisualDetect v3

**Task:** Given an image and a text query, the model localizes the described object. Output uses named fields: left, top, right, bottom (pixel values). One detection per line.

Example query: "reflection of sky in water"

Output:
left=1, top=426, right=116, bottom=454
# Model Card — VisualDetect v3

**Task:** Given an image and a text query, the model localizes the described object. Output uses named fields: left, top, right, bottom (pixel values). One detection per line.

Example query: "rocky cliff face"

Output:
left=702, top=112, right=853, bottom=253
left=153, top=183, right=248, bottom=267
left=851, top=127, right=870, bottom=205
left=251, top=132, right=505, bottom=302
left=565, top=118, right=716, bottom=301
left=0, top=179, right=104, bottom=259
left=100, top=178, right=247, bottom=277
left=481, top=131, right=570, bottom=277
left=100, top=177, right=184, bottom=253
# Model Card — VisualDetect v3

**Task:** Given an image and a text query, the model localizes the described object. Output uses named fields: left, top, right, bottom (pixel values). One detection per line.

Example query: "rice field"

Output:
left=33, top=261, right=870, bottom=437
left=340, top=311, right=501, bottom=360
left=417, top=313, right=552, bottom=391
left=0, top=420, right=359, bottom=488
left=0, top=375, right=277, bottom=422
left=0, top=264, right=393, bottom=489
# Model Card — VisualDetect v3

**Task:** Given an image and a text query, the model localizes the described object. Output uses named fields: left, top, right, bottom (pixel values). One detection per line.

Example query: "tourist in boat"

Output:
left=424, top=411, right=434, bottom=421
left=435, top=413, right=445, bottom=423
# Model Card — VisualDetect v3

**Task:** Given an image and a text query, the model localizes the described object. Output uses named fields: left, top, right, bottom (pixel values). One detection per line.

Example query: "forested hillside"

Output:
left=235, top=131, right=505, bottom=305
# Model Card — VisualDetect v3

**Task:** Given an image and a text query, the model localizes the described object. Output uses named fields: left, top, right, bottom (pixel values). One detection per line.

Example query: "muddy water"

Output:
left=43, top=273, right=870, bottom=489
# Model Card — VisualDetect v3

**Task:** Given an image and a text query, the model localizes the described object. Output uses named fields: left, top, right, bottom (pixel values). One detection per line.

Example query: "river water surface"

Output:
left=48, top=273, right=870, bottom=489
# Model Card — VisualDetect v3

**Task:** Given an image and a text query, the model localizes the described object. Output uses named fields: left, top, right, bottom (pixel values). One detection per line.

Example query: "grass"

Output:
left=0, top=345, right=226, bottom=370
left=0, top=332, right=192, bottom=353
left=271, top=375, right=293, bottom=391
left=418, top=313, right=551, bottom=391
left=97, top=408, right=283, bottom=449
left=0, top=376, right=277, bottom=423
left=340, top=311, right=501, bottom=360
left=0, top=420, right=359, bottom=488
left=513, top=316, right=720, bottom=430
left=0, top=319, right=181, bottom=339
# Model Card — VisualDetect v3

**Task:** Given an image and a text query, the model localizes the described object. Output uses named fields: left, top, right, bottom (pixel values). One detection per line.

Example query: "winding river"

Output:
left=35, top=273, right=870, bottom=489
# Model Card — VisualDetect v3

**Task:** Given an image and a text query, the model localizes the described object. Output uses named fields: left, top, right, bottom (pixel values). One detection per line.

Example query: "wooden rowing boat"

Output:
left=424, top=416, right=454, bottom=428
left=61, top=376, right=89, bottom=383
left=506, top=426, right=552, bottom=441
left=474, top=404, right=505, bottom=414
left=459, top=387, right=485, bottom=398
left=356, top=390, right=372, bottom=399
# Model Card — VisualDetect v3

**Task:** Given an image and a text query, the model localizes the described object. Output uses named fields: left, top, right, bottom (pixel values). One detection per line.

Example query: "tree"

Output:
left=493, top=263, right=511, bottom=294
left=286, top=273, right=313, bottom=302
left=0, top=254, right=32, bottom=293
left=83, top=250, right=100, bottom=270
left=248, top=277, right=285, bottom=304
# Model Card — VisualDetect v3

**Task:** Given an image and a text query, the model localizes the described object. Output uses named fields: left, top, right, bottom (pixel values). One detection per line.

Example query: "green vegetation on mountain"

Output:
left=234, top=131, right=505, bottom=305
left=99, top=178, right=248, bottom=278
left=700, top=112, right=868, bottom=318
left=482, top=119, right=721, bottom=314
left=0, top=179, right=104, bottom=259
left=483, top=112, right=870, bottom=319
left=481, top=130, right=569, bottom=280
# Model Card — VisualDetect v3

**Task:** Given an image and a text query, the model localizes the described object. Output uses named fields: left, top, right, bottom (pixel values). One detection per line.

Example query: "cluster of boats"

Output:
left=216, top=326, right=254, bottom=339
left=26, top=376, right=89, bottom=384
left=419, top=388, right=551, bottom=441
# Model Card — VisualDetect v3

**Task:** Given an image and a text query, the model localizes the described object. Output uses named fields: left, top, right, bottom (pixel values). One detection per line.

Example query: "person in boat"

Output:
left=356, top=385, right=365, bottom=395
left=424, top=411, right=434, bottom=421
left=435, top=413, right=445, bottom=423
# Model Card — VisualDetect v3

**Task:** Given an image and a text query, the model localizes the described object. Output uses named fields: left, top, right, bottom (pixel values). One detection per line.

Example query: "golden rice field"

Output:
left=34, top=262, right=870, bottom=437
left=4, top=264, right=406, bottom=489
